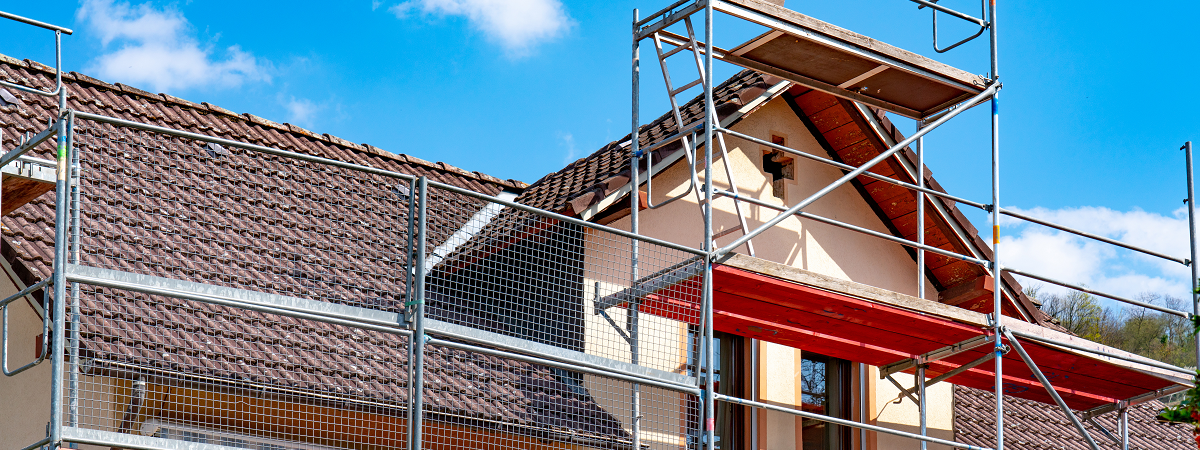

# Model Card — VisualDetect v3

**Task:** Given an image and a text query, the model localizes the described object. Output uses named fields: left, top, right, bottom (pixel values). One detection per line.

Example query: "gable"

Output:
left=521, top=70, right=1054, bottom=328
left=603, top=95, right=935, bottom=298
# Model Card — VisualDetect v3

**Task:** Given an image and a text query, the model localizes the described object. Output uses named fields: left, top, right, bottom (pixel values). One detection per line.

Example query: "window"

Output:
left=685, top=327, right=745, bottom=450
left=800, top=353, right=851, bottom=450
left=763, top=135, right=794, bottom=200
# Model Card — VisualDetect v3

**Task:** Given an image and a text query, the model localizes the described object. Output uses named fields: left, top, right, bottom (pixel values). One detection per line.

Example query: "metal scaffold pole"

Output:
left=702, top=2, right=717, bottom=450
left=988, top=0, right=1003, bottom=448
left=917, top=122, right=926, bottom=301
left=918, top=363, right=927, bottom=450
left=630, top=10, right=643, bottom=450
left=1185, top=141, right=1199, bottom=368
left=49, top=112, right=73, bottom=449
left=67, top=109, right=81, bottom=432
left=1119, top=406, right=1129, bottom=450
left=410, top=176, right=428, bottom=450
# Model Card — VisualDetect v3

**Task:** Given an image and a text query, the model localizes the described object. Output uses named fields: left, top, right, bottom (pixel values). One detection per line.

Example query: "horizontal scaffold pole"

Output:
left=1003, top=267, right=1190, bottom=318
left=999, top=208, right=1188, bottom=265
left=427, top=337, right=701, bottom=395
left=714, top=189, right=991, bottom=266
left=717, top=127, right=989, bottom=210
left=713, top=393, right=992, bottom=450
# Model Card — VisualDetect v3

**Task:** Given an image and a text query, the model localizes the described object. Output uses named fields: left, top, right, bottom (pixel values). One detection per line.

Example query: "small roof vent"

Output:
left=393, top=183, right=411, bottom=199
left=0, top=88, right=21, bottom=107
left=203, top=142, right=230, bottom=157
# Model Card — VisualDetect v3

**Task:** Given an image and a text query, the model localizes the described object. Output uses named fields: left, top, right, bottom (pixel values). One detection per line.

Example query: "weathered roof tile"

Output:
left=0, top=53, right=627, bottom=447
left=955, top=386, right=1187, bottom=450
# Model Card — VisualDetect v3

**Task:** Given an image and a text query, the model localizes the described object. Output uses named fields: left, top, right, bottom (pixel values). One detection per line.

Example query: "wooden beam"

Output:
left=939, top=275, right=995, bottom=312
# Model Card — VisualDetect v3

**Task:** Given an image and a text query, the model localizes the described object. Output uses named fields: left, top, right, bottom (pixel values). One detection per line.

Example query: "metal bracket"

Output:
left=2, top=277, right=52, bottom=377
left=594, top=282, right=633, bottom=344
left=914, top=0, right=990, bottom=53
left=1086, top=416, right=1121, bottom=445
left=896, top=346, right=1005, bottom=400
left=880, top=334, right=992, bottom=378
left=1081, top=386, right=1187, bottom=420
left=0, top=121, right=59, bottom=167
left=885, top=373, right=921, bottom=405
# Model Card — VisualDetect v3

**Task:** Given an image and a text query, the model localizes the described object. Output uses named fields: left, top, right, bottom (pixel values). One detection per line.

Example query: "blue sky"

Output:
left=3, top=0, right=1199, bottom=305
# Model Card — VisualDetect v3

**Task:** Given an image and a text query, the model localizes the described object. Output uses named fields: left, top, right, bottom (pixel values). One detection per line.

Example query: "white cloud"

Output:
left=281, top=96, right=322, bottom=129
left=558, top=132, right=578, bottom=164
left=999, top=206, right=1194, bottom=302
left=389, top=0, right=573, bottom=56
left=77, top=0, right=270, bottom=93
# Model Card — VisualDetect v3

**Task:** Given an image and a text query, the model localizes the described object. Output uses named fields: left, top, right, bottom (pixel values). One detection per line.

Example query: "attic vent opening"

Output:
left=203, top=142, right=230, bottom=157
left=763, top=135, right=793, bottom=199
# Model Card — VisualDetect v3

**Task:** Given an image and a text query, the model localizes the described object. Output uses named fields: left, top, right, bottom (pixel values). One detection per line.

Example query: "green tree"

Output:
left=1029, top=288, right=1196, bottom=369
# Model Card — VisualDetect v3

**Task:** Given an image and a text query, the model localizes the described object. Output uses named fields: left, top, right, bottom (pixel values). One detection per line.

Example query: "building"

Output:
left=0, top=1, right=1194, bottom=449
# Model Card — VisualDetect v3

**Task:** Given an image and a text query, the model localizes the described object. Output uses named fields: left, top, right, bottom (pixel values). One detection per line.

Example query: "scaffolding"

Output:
left=0, top=2, right=1196, bottom=450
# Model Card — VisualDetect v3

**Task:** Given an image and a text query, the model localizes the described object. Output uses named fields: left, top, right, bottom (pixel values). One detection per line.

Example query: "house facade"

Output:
left=0, top=49, right=1192, bottom=450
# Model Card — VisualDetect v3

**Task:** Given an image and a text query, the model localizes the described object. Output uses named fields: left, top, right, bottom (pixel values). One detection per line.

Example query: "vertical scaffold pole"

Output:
left=702, top=2, right=717, bottom=450
left=49, top=112, right=72, bottom=448
left=859, top=363, right=867, bottom=450
left=630, top=10, right=643, bottom=450
left=1185, top=141, right=1198, bottom=367
left=67, top=109, right=81, bottom=432
left=917, top=122, right=925, bottom=301
left=410, top=176, right=428, bottom=450
left=917, top=364, right=927, bottom=450
left=988, top=0, right=1003, bottom=448
left=404, top=177, right=417, bottom=420
left=1118, top=406, right=1129, bottom=450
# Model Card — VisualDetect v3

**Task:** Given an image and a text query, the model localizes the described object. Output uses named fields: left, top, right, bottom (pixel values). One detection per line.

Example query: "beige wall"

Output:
left=872, top=367, right=953, bottom=450
left=589, top=97, right=946, bottom=450
left=0, top=259, right=117, bottom=450
left=0, top=262, right=53, bottom=448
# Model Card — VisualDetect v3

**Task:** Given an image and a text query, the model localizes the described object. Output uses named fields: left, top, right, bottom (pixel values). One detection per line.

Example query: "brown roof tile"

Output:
left=517, top=70, right=782, bottom=215
left=0, top=55, right=619, bottom=445
left=954, top=385, right=1190, bottom=450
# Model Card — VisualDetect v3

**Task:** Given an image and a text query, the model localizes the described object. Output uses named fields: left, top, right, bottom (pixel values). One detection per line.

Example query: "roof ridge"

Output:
left=0, top=52, right=526, bottom=191
left=518, top=69, right=770, bottom=210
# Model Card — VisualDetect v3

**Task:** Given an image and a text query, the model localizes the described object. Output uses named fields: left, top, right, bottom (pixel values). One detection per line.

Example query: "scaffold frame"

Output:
left=0, top=2, right=1194, bottom=450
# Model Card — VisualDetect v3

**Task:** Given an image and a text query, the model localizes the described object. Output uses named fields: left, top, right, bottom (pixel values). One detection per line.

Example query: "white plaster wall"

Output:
left=582, top=226, right=694, bottom=448
left=757, top=341, right=798, bottom=450
left=873, top=367, right=954, bottom=450
left=594, top=97, right=945, bottom=450
left=606, top=98, right=934, bottom=297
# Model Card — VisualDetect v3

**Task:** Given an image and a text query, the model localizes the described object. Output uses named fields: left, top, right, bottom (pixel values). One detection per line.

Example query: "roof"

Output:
left=0, top=55, right=631, bottom=446
left=517, top=70, right=785, bottom=215
left=954, top=385, right=1191, bottom=450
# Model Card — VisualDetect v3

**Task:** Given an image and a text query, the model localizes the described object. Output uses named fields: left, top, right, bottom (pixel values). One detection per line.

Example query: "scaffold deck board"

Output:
left=1, top=158, right=54, bottom=215
left=704, top=253, right=1188, bottom=410
left=712, top=0, right=989, bottom=119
